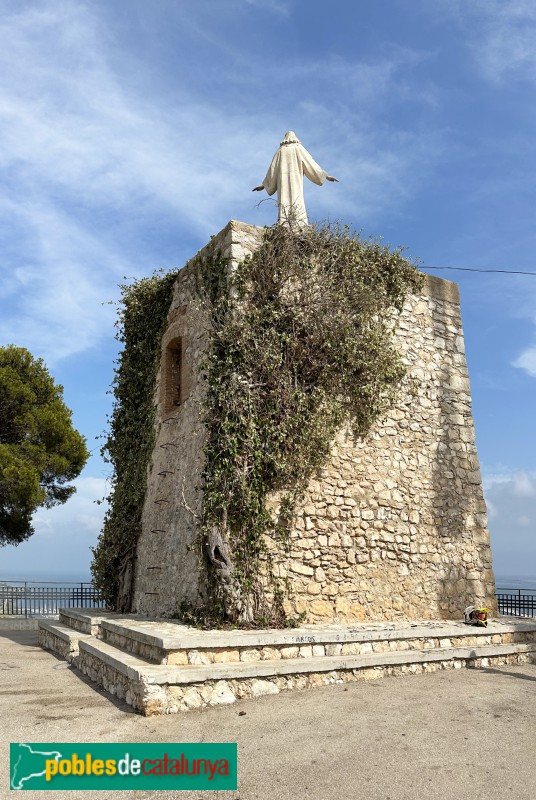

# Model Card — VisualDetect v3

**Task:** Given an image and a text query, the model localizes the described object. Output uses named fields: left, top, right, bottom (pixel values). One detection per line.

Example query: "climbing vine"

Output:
left=91, top=269, right=179, bottom=609
left=92, top=221, right=423, bottom=623
left=196, top=221, right=423, bottom=625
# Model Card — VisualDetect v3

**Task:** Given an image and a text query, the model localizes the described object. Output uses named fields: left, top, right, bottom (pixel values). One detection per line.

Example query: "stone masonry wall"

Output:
left=132, top=221, right=264, bottom=617
left=133, top=220, right=497, bottom=621
left=263, top=275, right=497, bottom=621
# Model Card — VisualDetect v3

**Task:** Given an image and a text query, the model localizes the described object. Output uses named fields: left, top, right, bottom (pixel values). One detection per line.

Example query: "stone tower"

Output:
left=131, top=221, right=497, bottom=622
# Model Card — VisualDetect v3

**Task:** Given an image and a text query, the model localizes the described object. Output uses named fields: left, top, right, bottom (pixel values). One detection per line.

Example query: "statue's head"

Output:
left=280, top=131, right=300, bottom=146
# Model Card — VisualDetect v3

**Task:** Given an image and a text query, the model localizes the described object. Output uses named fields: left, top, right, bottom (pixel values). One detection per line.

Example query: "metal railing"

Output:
left=5, top=580, right=531, bottom=619
left=0, top=580, right=106, bottom=618
left=495, top=586, right=536, bottom=618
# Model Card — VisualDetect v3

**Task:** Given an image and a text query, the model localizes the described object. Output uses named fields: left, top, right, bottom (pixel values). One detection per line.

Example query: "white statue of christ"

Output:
left=253, top=131, right=338, bottom=226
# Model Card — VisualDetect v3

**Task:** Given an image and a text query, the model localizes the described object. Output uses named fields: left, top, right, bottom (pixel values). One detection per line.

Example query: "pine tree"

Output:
left=0, top=345, right=89, bottom=545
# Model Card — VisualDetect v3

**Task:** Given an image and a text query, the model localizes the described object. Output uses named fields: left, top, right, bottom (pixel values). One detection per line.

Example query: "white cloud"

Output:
left=482, top=468, right=515, bottom=491
left=486, top=497, right=497, bottom=521
left=0, top=4, right=260, bottom=228
left=0, top=473, right=108, bottom=579
left=0, top=198, right=120, bottom=363
left=32, top=475, right=108, bottom=540
left=482, top=467, right=536, bottom=579
left=243, top=0, right=291, bottom=15
left=475, top=0, right=536, bottom=84
left=513, top=345, right=536, bottom=378
left=483, top=468, right=536, bottom=495
left=513, top=471, right=536, bottom=497
left=0, top=1, right=443, bottom=367
left=447, top=0, right=536, bottom=84
left=0, top=3, right=268, bottom=362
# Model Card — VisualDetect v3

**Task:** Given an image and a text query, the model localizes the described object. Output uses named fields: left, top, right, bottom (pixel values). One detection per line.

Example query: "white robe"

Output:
left=263, top=141, right=328, bottom=226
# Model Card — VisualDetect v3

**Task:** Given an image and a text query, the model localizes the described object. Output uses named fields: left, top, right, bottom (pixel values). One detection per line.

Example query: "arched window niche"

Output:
left=166, top=336, right=183, bottom=409
left=160, top=332, right=185, bottom=416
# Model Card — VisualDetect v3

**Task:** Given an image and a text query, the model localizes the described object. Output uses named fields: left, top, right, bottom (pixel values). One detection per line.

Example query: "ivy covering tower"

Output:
left=92, top=220, right=496, bottom=626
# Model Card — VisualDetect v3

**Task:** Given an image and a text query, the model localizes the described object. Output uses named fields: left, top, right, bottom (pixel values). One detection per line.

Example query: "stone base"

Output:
left=38, top=609, right=536, bottom=715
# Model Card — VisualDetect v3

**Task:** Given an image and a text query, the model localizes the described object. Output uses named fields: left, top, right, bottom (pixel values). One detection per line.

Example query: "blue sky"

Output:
left=1, top=0, right=535, bottom=583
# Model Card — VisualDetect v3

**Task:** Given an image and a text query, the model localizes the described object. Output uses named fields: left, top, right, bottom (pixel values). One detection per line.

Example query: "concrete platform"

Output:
left=5, top=628, right=536, bottom=800
left=38, top=610, right=536, bottom=715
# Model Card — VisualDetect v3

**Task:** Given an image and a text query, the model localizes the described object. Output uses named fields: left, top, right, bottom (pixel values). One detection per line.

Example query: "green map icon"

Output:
left=11, top=743, right=63, bottom=790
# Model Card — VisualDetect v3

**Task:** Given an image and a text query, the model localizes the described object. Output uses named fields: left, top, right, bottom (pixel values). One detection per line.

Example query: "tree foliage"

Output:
left=0, top=346, right=89, bottom=546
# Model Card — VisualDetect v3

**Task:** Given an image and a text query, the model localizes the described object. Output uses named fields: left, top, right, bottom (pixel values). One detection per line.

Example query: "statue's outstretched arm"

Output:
left=252, top=185, right=264, bottom=191
left=326, top=176, right=338, bottom=182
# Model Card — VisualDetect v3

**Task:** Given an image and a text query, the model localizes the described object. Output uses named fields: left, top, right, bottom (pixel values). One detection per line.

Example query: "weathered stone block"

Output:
left=250, top=680, right=279, bottom=697
left=210, top=681, right=236, bottom=705
left=167, top=651, right=189, bottom=666
left=213, top=649, right=240, bottom=663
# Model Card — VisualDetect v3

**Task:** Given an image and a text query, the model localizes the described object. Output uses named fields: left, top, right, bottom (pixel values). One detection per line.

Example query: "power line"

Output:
left=422, top=265, right=536, bottom=276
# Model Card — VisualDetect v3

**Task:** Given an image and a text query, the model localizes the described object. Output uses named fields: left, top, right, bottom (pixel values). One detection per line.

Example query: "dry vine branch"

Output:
left=195, top=220, right=423, bottom=625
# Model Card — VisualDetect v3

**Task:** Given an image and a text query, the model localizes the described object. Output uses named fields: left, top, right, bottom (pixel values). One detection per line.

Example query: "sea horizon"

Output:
left=494, top=575, right=536, bottom=590
left=0, top=571, right=92, bottom=583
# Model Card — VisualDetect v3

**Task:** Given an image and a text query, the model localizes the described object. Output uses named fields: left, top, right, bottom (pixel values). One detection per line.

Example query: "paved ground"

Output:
left=1, top=629, right=535, bottom=800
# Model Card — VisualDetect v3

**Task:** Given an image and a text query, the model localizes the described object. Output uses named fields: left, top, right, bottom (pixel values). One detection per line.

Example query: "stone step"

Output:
left=80, top=636, right=536, bottom=685
left=38, top=620, right=93, bottom=664
left=98, top=616, right=536, bottom=665
left=75, top=634, right=536, bottom=715
left=58, top=608, right=140, bottom=636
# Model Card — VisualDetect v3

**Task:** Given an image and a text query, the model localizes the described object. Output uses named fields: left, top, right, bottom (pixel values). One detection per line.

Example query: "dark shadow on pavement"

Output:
left=0, top=630, right=40, bottom=648
left=477, top=665, right=536, bottom=683
left=0, top=629, right=138, bottom=714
